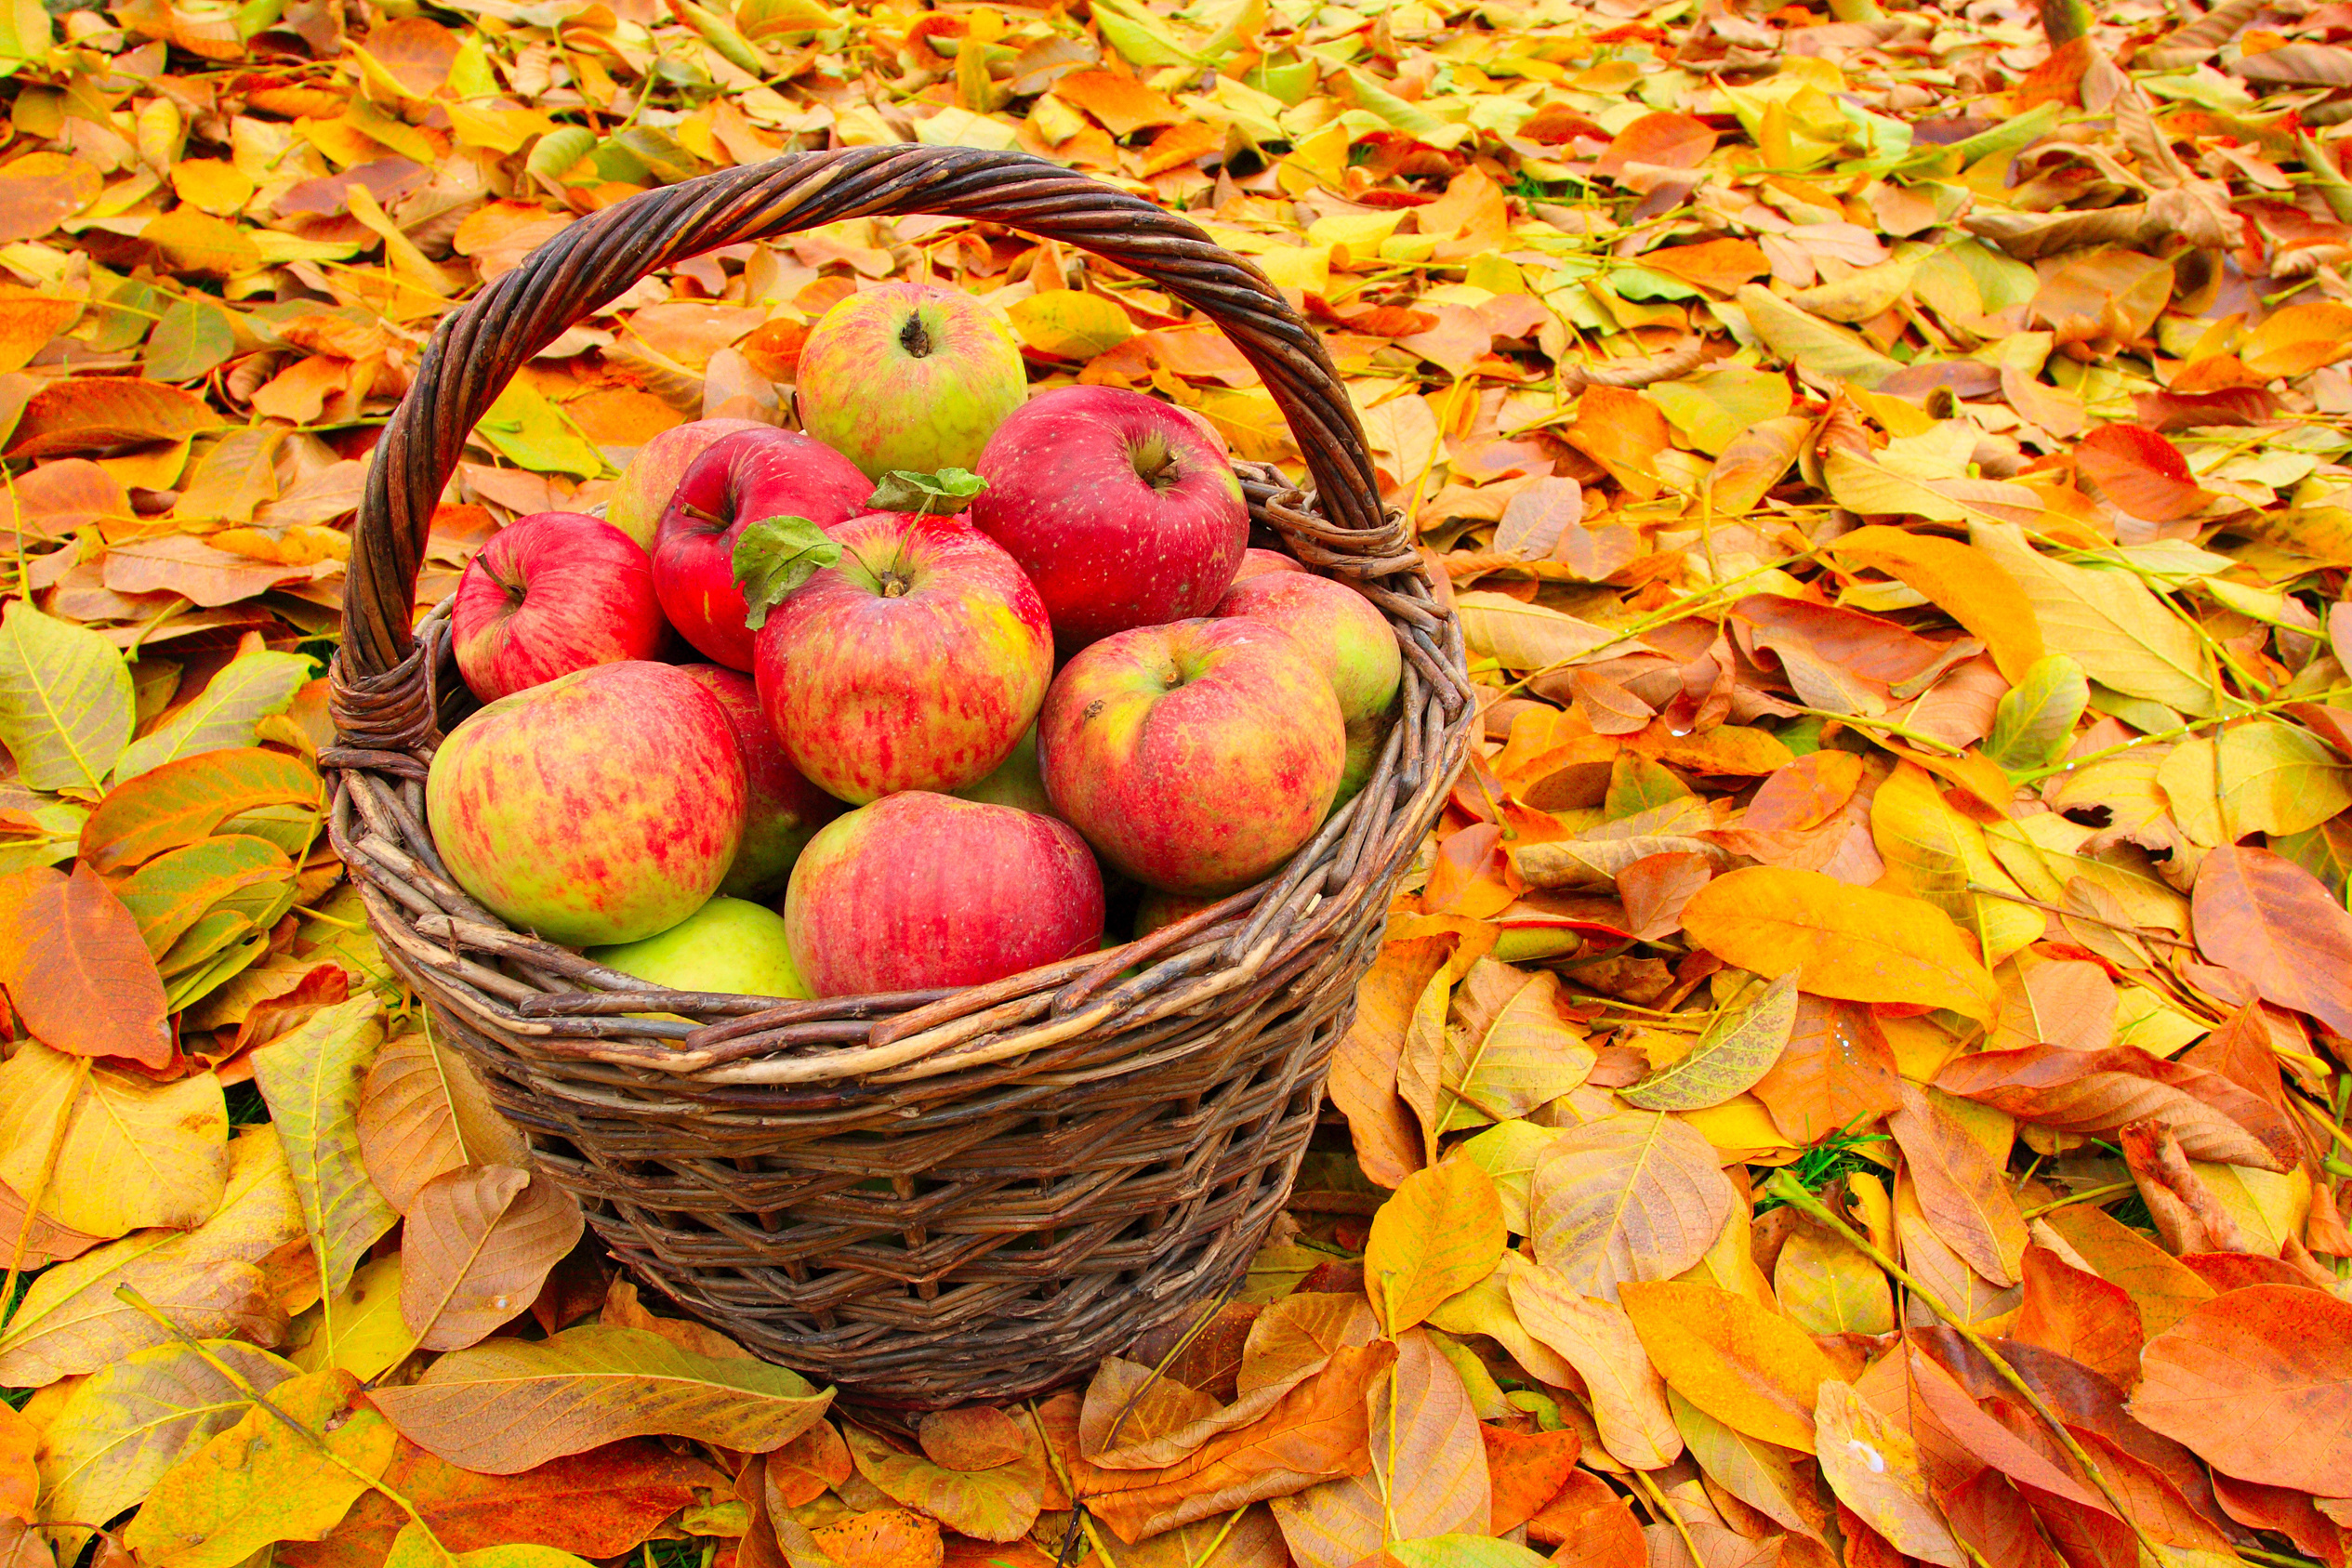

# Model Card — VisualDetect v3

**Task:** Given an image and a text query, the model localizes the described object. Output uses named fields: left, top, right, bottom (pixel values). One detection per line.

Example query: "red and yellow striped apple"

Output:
left=426, top=661, right=746, bottom=946
left=795, top=282, right=1027, bottom=480
left=754, top=510, right=1050, bottom=804
left=604, top=416, right=765, bottom=550
left=972, top=386, right=1249, bottom=655
left=784, top=791, right=1104, bottom=996
left=451, top=512, right=666, bottom=702
left=1215, top=571, right=1400, bottom=726
left=653, top=428, right=872, bottom=669
left=1039, top=618, right=1345, bottom=895
left=674, top=665, right=843, bottom=899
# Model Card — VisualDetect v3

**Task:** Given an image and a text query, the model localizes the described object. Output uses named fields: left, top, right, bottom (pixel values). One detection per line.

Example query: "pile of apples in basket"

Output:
left=429, top=282, right=1400, bottom=1003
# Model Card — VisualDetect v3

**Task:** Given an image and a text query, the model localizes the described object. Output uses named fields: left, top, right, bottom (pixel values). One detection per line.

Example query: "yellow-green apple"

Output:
left=675, top=665, right=842, bottom=898
left=604, top=416, right=765, bottom=549
left=1214, top=572, right=1400, bottom=726
left=426, top=662, right=746, bottom=946
left=1232, top=547, right=1306, bottom=583
left=450, top=512, right=667, bottom=702
left=953, top=723, right=1055, bottom=818
left=972, top=386, right=1248, bottom=654
left=653, top=428, right=871, bottom=668
left=1134, top=887, right=1220, bottom=938
left=796, top=282, right=1026, bottom=479
left=1039, top=618, right=1345, bottom=894
left=783, top=791, right=1103, bottom=995
left=588, top=896, right=811, bottom=1001
left=753, top=510, right=1050, bottom=803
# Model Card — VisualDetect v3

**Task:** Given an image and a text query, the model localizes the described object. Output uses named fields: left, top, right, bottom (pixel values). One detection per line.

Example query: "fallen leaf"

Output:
left=357, top=1033, right=531, bottom=1215
left=1527, top=1111, right=1735, bottom=1300
left=1365, top=1157, right=1505, bottom=1335
left=1812, top=1380, right=1965, bottom=1567
left=1619, top=1279, right=1838, bottom=1454
left=2191, top=844, right=2352, bottom=1039
left=0, top=1037, right=227, bottom=1243
left=2131, top=1285, right=2352, bottom=1496
left=400, top=1165, right=583, bottom=1352
left=844, top=1418, right=1044, bottom=1541
left=0, top=863, right=171, bottom=1067
left=1504, top=1254, right=1682, bottom=1470
left=1888, top=1082, right=2028, bottom=1288
left=0, top=600, right=134, bottom=791
left=1622, top=970, right=1797, bottom=1112
left=253, top=995, right=399, bottom=1300
left=1683, top=867, right=1997, bottom=1021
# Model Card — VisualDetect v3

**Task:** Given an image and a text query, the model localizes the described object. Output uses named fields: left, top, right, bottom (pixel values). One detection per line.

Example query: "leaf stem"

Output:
left=1627, top=1460, right=1703, bottom=1568
left=2018, top=1180, right=2136, bottom=1219
left=1789, top=706, right=1962, bottom=756
left=1758, top=1171, right=2166, bottom=1563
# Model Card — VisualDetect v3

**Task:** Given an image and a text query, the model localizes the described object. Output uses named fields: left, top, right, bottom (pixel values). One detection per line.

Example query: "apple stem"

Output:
left=1131, top=433, right=1181, bottom=494
left=898, top=314, right=933, bottom=359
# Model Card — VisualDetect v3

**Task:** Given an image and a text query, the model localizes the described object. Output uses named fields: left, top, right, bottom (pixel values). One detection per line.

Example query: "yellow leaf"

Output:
left=169, top=159, right=256, bottom=217
left=1619, top=1280, right=1839, bottom=1454
left=123, top=1367, right=393, bottom=1568
left=2240, top=301, right=2352, bottom=378
left=1970, top=520, right=2214, bottom=717
left=1828, top=525, right=2043, bottom=682
left=1812, top=1380, right=1966, bottom=1566
left=1365, top=1157, right=1505, bottom=1335
left=2158, top=720, right=2352, bottom=843
left=1869, top=762, right=2041, bottom=968
left=1006, top=290, right=1135, bottom=361
left=1527, top=1111, right=1736, bottom=1300
left=1681, top=866, right=1997, bottom=1021
left=1773, top=1225, right=1895, bottom=1336
left=1456, top=593, right=1615, bottom=673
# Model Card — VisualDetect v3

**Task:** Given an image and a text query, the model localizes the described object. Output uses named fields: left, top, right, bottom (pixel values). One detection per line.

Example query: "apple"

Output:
left=587, top=896, right=811, bottom=1001
left=1333, top=715, right=1387, bottom=812
left=784, top=791, right=1104, bottom=996
left=796, top=282, right=1027, bottom=480
left=675, top=665, right=843, bottom=898
left=1039, top=618, right=1345, bottom=895
left=755, top=510, right=1051, bottom=804
left=972, top=386, right=1249, bottom=655
left=653, top=428, right=873, bottom=669
left=1214, top=571, right=1400, bottom=727
left=450, top=511, right=667, bottom=702
left=953, top=722, right=1056, bottom=818
left=1134, top=887, right=1220, bottom=939
left=427, top=662, right=746, bottom=946
left=604, top=416, right=765, bottom=550
left=1232, top=547, right=1307, bottom=583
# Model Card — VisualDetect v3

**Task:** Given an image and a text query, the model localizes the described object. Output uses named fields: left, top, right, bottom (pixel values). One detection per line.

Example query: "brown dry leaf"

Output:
left=918, top=1407, right=1026, bottom=1471
left=398, top=1166, right=585, bottom=1351
left=843, top=1417, right=1046, bottom=1542
left=1935, top=1042, right=2296, bottom=1171
left=1330, top=936, right=1454, bottom=1186
left=356, top=1032, right=530, bottom=1214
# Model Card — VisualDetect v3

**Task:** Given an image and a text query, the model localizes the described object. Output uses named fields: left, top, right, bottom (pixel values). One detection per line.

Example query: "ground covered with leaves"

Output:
left=7, top=0, right=2352, bottom=1561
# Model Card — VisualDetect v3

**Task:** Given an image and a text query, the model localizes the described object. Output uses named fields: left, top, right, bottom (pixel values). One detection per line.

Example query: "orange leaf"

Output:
left=1138, top=120, right=1222, bottom=178
left=1619, top=1279, right=1839, bottom=1454
left=1594, top=112, right=1716, bottom=178
left=0, top=863, right=171, bottom=1068
left=2012, top=1245, right=2144, bottom=1390
left=2074, top=424, right=2213, bottom=522
left=1639, top=237, right=1770, bottom=294
left=1050, top=70, right=1182, bottom=138
left=0, top=152, right=102, bottom=244
left=6, top=376, right=217, bottom=458
left=1480, top=1425, right=1581, bottom=1534
left=2191, top=845, right=2352, bottom=1041
left=1888, top=1082, right=2028, bottom=1288
left=1527, top=1469, right=1644, bottom=1565
left=2132, top=1285, right=2352, bottom=1496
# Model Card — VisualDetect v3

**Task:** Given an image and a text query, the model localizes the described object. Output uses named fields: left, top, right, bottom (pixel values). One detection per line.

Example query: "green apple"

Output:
left=795, top=282, right=1026, bottom=479
left=587, top=896, right=811, bottom=1001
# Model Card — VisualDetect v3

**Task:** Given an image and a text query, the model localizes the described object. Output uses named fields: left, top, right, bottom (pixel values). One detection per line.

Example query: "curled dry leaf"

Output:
left=1935, top=1042, right=2297, bottom=1171
left=400, top=1165, right=584, bottom=1352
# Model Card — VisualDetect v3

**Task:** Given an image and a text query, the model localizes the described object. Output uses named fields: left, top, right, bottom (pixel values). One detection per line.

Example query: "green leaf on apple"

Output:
left=733, top=514, right=842, bottom=629
left=865, top=468, right=988, bottom=517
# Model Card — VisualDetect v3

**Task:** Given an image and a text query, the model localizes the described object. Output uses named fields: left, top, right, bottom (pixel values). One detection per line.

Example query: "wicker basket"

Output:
left=326, top=143, right=1474, bottom=1409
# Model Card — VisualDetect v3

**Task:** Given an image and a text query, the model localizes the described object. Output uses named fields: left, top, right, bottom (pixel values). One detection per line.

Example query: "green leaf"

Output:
left=115, top=651, right=312, bottom=781
left=366, top=1324, right=833, bottom=1473
left=733, top=513, right=841, bottom=629
left=143, top=297, right=238, bottom=384
left=1733, top=284, right=1901, bottom=390
left=524, top=126, right=597, bottom=182
left=474, top=380, right=604, bottom=480
left=1620, top=970, right=1800, bottom=1112
left=113, top=835, right=294, bottom=957
left=1985, top=654, right=2089, bottom=777
left=1387, top=1539, right=1552, bottom=1568
left=865, top=468, right=987, bottom=516
left=251, top=995, right=398, bottom=1300
left=0, top=599, right=133, bottom=792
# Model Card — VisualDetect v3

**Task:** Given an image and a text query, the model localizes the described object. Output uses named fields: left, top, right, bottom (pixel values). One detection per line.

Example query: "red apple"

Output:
left=1232, top=547, right=1306, bottom=583
left=796, top=282, right=1028, bottom=479
left=1039, top=618, right=1344, bottom=895
left=604, top=416, right=765, bottom=550
left=784, top=791, right=1104, bottom=996
left=653, top=428, right=872, bottom=669
left=755, top=510, right=1051, bottom=804
left=1214, top=571, right=1400, bottom=726
left=972, top=386, right=1249, bottom=656
left=675, top=665, right=843, bottom=899
left=427, top=662, right=746, bottom=946
left=451, top=511, right=667, bottom=702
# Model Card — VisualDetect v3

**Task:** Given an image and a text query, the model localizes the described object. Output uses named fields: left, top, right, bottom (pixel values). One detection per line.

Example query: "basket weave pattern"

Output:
left=327, top=144, right=1474, bottom=1407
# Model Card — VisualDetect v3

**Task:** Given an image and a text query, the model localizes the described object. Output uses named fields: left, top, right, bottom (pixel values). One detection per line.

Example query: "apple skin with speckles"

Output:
left=972, top=385, right=1249, bottom=657
left=450, top=512, right=667, bottom=702
left=674, top=664, right=843, bottom=899
left=1039, top=617, right=1345, bottom=896
left=795, top=281, right=1027, bottom=480
left=426, top=661, right=747, bottom=947
left=603, top=415, right=766, bottom=550
left=784, top=792, right=1105, bottom=996
left=754, top=510, right=1052, bottom=805
left=653, top=428, right=873, bottom=670
left=1231, top=547, right=1306, bottom=584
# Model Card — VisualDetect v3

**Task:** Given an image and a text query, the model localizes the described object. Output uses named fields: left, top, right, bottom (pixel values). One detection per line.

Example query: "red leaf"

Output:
left=2191, top=845, right=2352, bottom=1041
left=2074, top=424, right=2213, bottom=522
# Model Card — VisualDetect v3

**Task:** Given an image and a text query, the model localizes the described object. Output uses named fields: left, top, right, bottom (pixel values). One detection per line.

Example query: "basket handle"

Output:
left=338, top=144, right=1388, bottom=693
